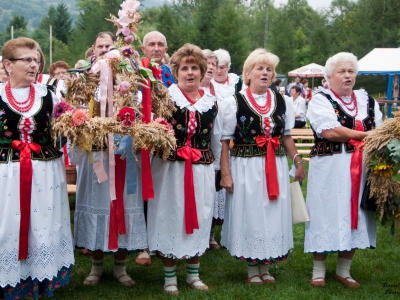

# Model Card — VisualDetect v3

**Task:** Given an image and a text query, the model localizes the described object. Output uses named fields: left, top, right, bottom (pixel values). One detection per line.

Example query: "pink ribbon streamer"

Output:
left=91, top=50, right=120, bottom=201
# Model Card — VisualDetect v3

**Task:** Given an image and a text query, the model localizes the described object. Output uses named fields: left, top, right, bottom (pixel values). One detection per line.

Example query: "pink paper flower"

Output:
left=117, top=15, right=136, bottom=27
left=116, top=26, right=131, bottom=37
left=71, top=108, right=89, bottom=126
left=120, top=0, right=140, bottom=13
left=4, top=130, right=12, bottom=137
left=124, top=35, right=134, bottom=43
left=117, top=81, right=131, bottom=96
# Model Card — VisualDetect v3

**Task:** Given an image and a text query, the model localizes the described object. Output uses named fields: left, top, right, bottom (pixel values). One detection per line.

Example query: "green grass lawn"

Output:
left=57, top=161, right=400, bottom=299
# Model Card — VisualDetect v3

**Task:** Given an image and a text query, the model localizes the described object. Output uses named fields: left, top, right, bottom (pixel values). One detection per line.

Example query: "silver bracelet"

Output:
left=292, top=153, right=302, bottom=163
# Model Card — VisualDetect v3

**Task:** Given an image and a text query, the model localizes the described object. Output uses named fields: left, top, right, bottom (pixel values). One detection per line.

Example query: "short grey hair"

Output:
left=202, top=49, right=218, bottom=67
left=142, top=31, right=167, bottom=47
left=214, top=48, right=231, bottom=69
left=324, top=52, right=358, bottom=80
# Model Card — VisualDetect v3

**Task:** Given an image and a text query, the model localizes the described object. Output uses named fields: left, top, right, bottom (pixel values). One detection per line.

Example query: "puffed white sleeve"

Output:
left=283, top=95, right=295, bottom=133
left=210, top=89, right=231, bottom=170
left=220, top=95, right=238, bottom=141
left=374, top=99, right=383, bottom=128
left=306, top=93, right=341, bottom=138
left=211, top=103, right=223, bottom=170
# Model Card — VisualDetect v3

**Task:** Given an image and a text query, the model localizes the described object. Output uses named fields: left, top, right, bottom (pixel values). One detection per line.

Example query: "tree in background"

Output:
left=53, top=3, right=73, bottom=44
left=5, top=14, right=27, bottom=35
left=0, top=14, right=28, bottom=45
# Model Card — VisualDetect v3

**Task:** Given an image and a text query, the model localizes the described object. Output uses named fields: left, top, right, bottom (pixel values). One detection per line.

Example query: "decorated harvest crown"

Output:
left=363, top=111, right=400, bottom=232
left=51, top=0, right=176, bottom=158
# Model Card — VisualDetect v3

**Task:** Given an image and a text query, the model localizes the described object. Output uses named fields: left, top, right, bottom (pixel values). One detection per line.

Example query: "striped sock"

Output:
left=164, top=265, right=177, bottom=292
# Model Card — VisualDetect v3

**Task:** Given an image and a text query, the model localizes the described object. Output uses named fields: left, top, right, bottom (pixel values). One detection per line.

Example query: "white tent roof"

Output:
left=288, top=63, right=325, bottom=78
left=358, top=48, right=400, bottom=75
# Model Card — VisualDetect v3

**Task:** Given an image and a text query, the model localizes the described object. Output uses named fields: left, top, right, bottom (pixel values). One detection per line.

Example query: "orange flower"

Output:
left=71, top=108, right=89, bottom=126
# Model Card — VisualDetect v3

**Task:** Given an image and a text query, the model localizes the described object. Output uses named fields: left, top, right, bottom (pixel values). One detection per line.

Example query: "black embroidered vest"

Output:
left=231, top=91, right=287, bottom=157
left=167, top=102, right=218, bottom=164
left=0, top=86, right=62, bottom=163
left=309, top=92, right=376, bottom=157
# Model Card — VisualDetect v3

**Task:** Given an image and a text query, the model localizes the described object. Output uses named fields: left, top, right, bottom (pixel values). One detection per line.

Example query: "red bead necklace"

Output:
left=246, top=88, right=272, bottom=115
left=178, top=86, right=204, bottom=105
left=330, top=89, right=358, bottom=116
left=5, top=82, right=36, bottom=112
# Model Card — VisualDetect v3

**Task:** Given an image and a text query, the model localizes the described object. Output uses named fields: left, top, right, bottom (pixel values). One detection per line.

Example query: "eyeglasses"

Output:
left=9, top=57, right=41, bottom=65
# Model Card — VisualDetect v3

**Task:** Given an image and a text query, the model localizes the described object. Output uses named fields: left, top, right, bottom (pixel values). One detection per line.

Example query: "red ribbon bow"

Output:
left=150, top=65, right=162, bottom=81
left=348, top=120, right=365, bottom=230
left=255, top=136, right=280, bottom=200
left=12, top=140, right=41, bottom=260
left=177, top=146, right=202, bottom=234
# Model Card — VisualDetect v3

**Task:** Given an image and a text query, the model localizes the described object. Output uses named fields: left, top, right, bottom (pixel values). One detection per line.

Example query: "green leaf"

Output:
left=139, top=67, right=157, bottom=84
left=387, top=138, right=400, bottom=163
left=117, top=61, right=127, bottom=70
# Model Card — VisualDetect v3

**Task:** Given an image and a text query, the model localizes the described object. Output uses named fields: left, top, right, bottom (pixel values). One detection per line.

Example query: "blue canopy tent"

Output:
left=358, top=48, right=400, bottom=117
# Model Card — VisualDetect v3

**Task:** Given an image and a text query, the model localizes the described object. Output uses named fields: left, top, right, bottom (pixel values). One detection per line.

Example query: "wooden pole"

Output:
left=50, top=25, right=53, bottom=65
left=264, top=0, right=270, bottom=48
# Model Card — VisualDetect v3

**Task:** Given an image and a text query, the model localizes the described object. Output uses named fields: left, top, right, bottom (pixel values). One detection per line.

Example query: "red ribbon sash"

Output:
left=177, top=146, right=202, bottom=234
left=12, top=140, right=41, bottom=260
left=256, top=136, right=280, bottom=200
left=108, top=155, right=127, bottom=250
left=348, top=120, right=365, bottom=229
left=141, top=58, right=154, bottom=201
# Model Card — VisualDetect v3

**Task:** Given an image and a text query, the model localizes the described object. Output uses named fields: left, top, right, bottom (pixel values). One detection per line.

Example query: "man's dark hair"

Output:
left=92, top=32, right=116, bottom=46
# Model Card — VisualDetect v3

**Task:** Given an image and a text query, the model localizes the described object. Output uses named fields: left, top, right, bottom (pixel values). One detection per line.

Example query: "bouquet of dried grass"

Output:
left=52, top=0, right=176, bottom=157
left=364, top=112, right=400, bottom=231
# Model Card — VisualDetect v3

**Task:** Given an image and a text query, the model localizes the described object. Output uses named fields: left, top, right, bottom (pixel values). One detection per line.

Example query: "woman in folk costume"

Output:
left=200, top=49, right=231, bottom=250
left=0, top=37, right=74, bottom=300
left=220, top=48, right=305, bottom=284
left=147, top=43, right=223, bottom=295
left=304, top=52, right=382, bottom=287
left=69, top=31, right=147, bottom=287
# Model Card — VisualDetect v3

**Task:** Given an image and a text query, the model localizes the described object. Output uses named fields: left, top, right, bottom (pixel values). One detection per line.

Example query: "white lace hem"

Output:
left=0, top=233, right=74, bottom=287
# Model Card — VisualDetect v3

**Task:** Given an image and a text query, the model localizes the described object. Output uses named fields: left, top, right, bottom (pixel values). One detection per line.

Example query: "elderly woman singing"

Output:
left=304, top=52, right=383, bottom=287
left=220, top=48, right=305, bottom=285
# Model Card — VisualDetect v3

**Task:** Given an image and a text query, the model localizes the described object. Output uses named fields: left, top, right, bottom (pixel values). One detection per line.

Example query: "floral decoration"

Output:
left=117, top=107, right=136, bottom=128
left=52, top=0, right=176, bottom=159
left=116, top=81, right=131, bottom=96
left=53, top=102, right=73, bottom=118
left=71, top=108, right=90, bottom=127
left=364, top=114, right=400, bottom=232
